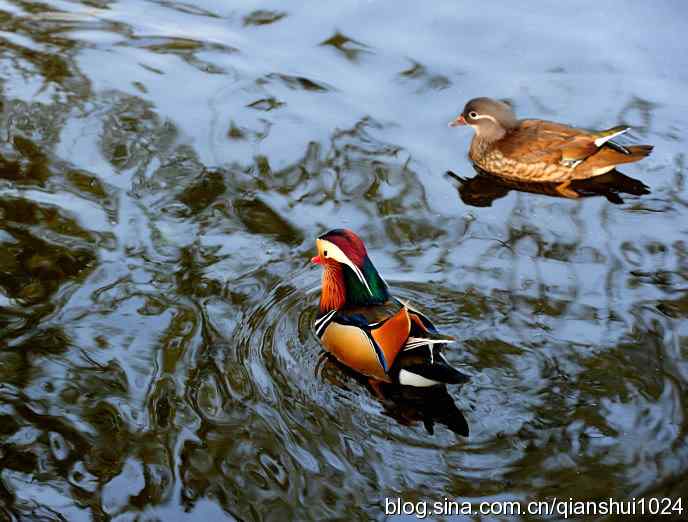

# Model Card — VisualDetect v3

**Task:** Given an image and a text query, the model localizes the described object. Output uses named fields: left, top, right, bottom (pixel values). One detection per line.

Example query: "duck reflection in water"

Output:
left=318, top=354, right=469, bottom=437
left=447, top=167, right=651, bottom=207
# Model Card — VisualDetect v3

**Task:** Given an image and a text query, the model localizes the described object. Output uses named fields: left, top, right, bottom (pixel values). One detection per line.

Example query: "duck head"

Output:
left=312, top=229, right=389, bottom=312
left=449, top=97, right=518, bottom=142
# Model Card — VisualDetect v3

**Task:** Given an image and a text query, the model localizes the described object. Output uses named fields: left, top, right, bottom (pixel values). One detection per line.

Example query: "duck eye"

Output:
left=468, top=111, right=478, bottom=119
left=323, top=250, right=328, bottom=257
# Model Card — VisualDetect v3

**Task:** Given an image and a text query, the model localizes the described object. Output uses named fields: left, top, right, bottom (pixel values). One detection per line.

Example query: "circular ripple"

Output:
left=239, top=267, right=479, bottom=446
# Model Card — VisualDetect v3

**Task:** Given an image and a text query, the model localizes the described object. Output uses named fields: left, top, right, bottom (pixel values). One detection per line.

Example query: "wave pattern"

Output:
left=0, top=0, right=687, bottom=519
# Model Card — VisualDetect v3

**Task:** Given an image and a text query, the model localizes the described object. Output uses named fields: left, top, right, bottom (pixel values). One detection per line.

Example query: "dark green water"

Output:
left=0, top=1, right=686, bottom=520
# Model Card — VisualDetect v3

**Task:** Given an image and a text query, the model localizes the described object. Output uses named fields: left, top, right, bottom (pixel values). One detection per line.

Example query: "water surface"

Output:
left=0, top=1, right=687, bottom=520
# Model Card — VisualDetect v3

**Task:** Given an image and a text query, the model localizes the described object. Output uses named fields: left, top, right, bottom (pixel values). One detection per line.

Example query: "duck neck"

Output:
left=320, top=263, right=346, bottom=312
left=470, top=136, right=491, bottom=161
left=470, top=128, right=505, bottom=161
left=319, top=257, right=389, bottom=312
left=343, top=256, right=389, bottom=307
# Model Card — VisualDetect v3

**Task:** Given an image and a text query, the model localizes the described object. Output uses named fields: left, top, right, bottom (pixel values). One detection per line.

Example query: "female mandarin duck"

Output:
left=449, top=97, right=653, bottom=183
left=311, top=229, right=469, bottom=387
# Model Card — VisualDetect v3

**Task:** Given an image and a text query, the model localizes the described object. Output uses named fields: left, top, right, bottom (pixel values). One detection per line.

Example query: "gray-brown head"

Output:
left=449, top=97, right=518, bottom=142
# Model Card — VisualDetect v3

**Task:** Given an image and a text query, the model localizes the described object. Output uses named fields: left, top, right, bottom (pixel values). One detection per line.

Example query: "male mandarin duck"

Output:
left=311, top=229, right=469, bottom=387
left=449, top=97, right=653, bottom=183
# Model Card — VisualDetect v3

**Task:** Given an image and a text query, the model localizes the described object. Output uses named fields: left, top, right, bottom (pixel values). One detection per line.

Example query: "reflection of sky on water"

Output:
left=0, top=0, right=686, bottom=520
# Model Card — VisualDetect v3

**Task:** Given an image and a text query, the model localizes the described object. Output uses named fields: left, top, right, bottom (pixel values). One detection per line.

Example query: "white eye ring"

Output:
left=468, top=111, right=478, bottom=119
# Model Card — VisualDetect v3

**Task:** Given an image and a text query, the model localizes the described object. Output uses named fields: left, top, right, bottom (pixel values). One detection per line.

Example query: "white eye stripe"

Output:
left=319, top=239, right=373, bottom=296
left=471, top=113, right=499, bottom=125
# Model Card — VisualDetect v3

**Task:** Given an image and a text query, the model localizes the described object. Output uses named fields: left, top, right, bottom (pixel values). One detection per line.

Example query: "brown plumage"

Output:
left=449, top=97, right=653, bottom=182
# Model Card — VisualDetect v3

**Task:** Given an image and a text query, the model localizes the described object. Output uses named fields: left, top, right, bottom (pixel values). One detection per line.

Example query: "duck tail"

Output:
left=586, top=144, right=654, bottom=176
left=424, top=386, right=470, bottom=436
left=400, top=363, right=470, bottom=385
left=399, top=350, right=470, bottom=386
left=626, top=144, right=654, bottom=159
left=381, top=383, right=470, bottom=436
